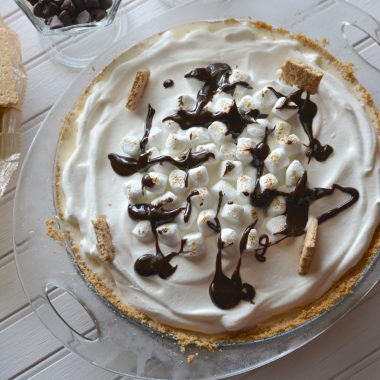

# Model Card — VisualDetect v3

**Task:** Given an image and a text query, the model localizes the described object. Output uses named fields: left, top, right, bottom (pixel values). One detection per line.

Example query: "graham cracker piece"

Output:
left=0, top=32, right=19, bottom=107
left=298, top=217, right=318, bottom=275
left=92, top=216, right=115, bottom=262
left=281, top=58, right=323, bottom=94
left=125, top=69, right=150, bottom=111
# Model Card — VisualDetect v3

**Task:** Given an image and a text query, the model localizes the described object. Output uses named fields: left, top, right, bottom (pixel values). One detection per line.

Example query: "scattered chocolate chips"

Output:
left=163, top=79, right=174, bottom=88
left=27, top=0, right=112, bottom=29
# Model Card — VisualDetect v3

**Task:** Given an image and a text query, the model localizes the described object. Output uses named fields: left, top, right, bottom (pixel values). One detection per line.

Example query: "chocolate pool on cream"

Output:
left=55, top=20, right=380, bottom=343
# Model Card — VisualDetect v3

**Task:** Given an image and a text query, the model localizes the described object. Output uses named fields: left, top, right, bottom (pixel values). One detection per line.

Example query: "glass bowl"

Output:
left=14, top=0, right=125, bottom=69
left=13, top=0, right=380, bottom=379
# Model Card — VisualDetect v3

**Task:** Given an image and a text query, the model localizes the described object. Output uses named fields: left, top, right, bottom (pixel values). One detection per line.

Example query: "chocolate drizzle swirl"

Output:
left=209, top=196, right=256, bottom=310
left=268, top=87, right=333, bottom=162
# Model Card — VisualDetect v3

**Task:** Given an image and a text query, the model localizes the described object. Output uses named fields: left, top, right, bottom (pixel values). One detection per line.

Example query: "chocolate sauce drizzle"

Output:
left=268, top=87, right=333, bottom=162
left=209, top=193, right=256, bottom=309
left=131, top=190, right=199, bottom=279
left=163, top=63, right=268, bottom=138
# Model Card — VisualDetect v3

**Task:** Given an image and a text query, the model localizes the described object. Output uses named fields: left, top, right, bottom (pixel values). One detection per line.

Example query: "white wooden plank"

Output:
left=0, top=0, right=19, bottom=19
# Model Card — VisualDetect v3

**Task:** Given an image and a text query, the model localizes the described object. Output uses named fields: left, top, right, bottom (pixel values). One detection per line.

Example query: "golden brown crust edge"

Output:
left=53, top=20, right=380, bottom=351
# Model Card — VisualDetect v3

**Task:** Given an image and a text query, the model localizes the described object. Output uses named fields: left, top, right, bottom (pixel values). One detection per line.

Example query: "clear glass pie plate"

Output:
left=13, top=0, right=380, bottom=379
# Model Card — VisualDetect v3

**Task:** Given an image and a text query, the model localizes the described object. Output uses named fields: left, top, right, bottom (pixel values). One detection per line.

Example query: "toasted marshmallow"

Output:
left=242, top=204, right=261, bottom=224
left=252, top=86, right=278, bottom=110
left=143, top=172, right=168, bottom=194
left=237, top=175, right=255, bottom=202
left=266, top=215, right=287, bottom=237
left=259, top=173, right=278, bottom=192
left=168, top=169, right=188, bottom=194
left=197, top=209, right=217, bottom=236
left=208, top=121, right=229, bottom=144
left=156, top=223, right=181, bottom=247
left=195, top=143, right=219, bottom=163
left=219, top=142, right=237, bottom=160
left=188, top=165, right=209, bottom=187
left=229, top=69, right=249, bottom=84
left=186, top=127, right=210, bottom=146
left=271, top=97, right=298, bottom=120
left=148, top=125, right=165, bottom=149
left=264, top=148, right=290, bottom=173
left=247, top=118, right=271, bottom=140
left=132, top=221, right=154, bottom=242
left=161, top=119, right=179, bottom=134
left=124, top=180, right=144, bottom=202
left=268, top=196, right=286, bottom=217
left=236, top=137, right=254, bottom=163
left=238, top=95, right=260, bottom=113
left=178, top=95, right=196, bottom=111
left=175, top=207, right=197, bottom=231
left=272, top=118, right=292, bottom=141
left=122, top=136, right=140, bottom=157
left=214, top=97, right=234, bottom=113
left=182, top=232, right=204, bottom=257
left=286, top=160, right=305, bottom=187
left=151, top=191, right=179, bottom=208
left=191, top=187, right=212, bottom=209
left=221, top=228, right=238, bottom=250
left=211, top=180, right=237, bottom=202
left=165, top=133, right=187, bottom=153
left=245, top=229, right=259, bottom=253
left=219, top=160, right=243, bottom=180
left=279, top=134, right=302, bottom=155
left=221, top=203, right=244, bottom=224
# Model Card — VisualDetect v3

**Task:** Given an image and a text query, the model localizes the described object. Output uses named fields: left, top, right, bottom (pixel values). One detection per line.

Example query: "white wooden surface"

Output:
left=1, top=0, right=380, bottom=379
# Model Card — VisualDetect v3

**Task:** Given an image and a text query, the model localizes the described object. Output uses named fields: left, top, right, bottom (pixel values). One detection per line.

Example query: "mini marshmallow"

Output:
left=161, top=119, right=179, bottom=134
left=245, top=229, right=259, bottom=253
left=219, top=160, right=243, bottom=180
left=253, top=86, right=278, bottom=110
left=219, top=142, right=237, bottom=160
left=186, top=127, right=210, bottom=146
left=238, top=95, right=260, bottom=113
left=286, top=160, right=305, bottom=187
left=146, top=146, right=160, bottom=159
left=247, top=118, right=271, bottom=140
left=237, top=175, right=255, bottom=201
left=191, top=187, right=212, bottom=209
left=242, top=204, right=261, bottom=224
left=229, top=69, right=249, bottom=84
left=188, top=165, right=209, bottom=187
left=182, top=232, right=204, bottom=257
left=259, top=173, right=278, bottom=192
left=208, top=121, right=229, bottom=144
left=148, top=125, right=165, bottom=149
left=165, top=133, right=187, bottom=153
left=175, top=207, right=197, bottom=231
left=221, top=203, right=244, bottom=224
left=156, top=223, right=180, bottom=247
left=152, top=191, right=179, bottom=208
left=211, top=180, right=237, bottom=202
left=124, top=180, right=144, bottom=202
left=266, top=215, right=287, bottom=237
left=220, top=228, right=238, bottom=250
left=122, top=136, right=140, bottom=157
left=279, top=134, right=302, bottom=155
left=197, top=209, right=217, bottom=236
left=272, top=118, right=292, bottom=141
left=214, top=96, right=234, bottom=113
left=264, top=148, right=290, bottom=173
left=267, top=196, right=286, bottom=217
left=178, top=95, right=196, bottom=111
left=271, top=97, right=298, bottom=120
left=195, top=143, right=219, bottom=163
left=132, top=221, right=154, bottom=242
left=168, top=169, right=188, bottom=194
left=236, top=137, right=255, bottom=163
left=143, top=172, right=168, bottom=194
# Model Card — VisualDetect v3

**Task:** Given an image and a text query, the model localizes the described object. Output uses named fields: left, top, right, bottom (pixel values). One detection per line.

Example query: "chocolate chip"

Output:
left=27, top=0, right=39, bottom=5
left=61, top=0, right=75, bottom=12
left=43, top=3, right=59, bottom=17
left=91, top=8, right=107, bottom=21
left=84, top=0, right=100, bottom=8
left=72, top=0, right=85, bottom=11
left=49, top=15, right=64, bottom=29
left=59, top=10, right=73, bottom=26
left=99, top=0, right=112, bottom=10
left=76, top=10, right=91, bottom=24
left=33, top=3, right=44, bottom=17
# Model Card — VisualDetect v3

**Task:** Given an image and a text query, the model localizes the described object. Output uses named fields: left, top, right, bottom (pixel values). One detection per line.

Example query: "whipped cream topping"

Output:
left=60, top=22, right=380, bottom=334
